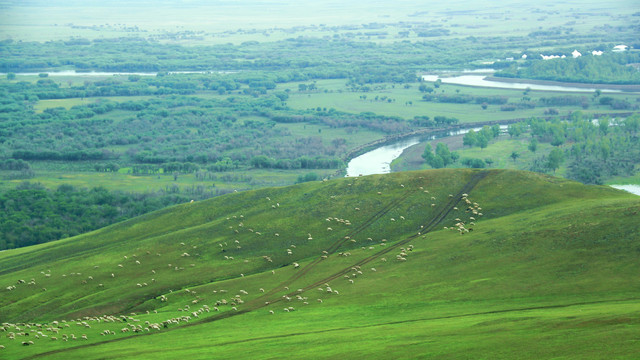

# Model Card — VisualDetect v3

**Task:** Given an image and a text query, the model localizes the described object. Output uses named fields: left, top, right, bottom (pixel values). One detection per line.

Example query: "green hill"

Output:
left=1, top=169, right=639, bottom=359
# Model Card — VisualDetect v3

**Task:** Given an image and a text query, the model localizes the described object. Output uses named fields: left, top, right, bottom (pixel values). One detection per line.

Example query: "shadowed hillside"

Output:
left=1, top=169, right=638, bottom=359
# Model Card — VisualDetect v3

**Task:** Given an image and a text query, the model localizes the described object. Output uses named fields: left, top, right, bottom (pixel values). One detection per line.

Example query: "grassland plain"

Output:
left=0, top=169, right=638, bottom=359
left=0, top=0, right=635, bottom=44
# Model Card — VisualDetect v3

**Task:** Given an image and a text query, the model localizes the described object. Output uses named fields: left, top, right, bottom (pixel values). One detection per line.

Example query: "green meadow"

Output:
left=1, top=169, right=638, bottom=359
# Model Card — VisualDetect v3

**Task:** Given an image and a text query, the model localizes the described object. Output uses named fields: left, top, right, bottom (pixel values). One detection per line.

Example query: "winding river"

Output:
left=345, top=128, right=639, bottom=197
left=345, top=126, right=499, bottom=177
left=421, top=74, right=624, bottom=93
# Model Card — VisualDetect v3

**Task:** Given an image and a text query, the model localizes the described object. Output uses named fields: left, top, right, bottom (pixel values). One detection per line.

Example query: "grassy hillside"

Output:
left=1, top=169, right=639, bottom=359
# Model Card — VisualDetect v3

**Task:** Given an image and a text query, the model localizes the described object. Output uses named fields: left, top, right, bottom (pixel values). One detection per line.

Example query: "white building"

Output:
left=612, top=45, right=628, bottom=52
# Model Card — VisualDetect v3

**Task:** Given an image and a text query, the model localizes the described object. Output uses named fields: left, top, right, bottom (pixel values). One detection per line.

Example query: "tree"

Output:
left=491, top=124, right=501, bottom=138
left=434, top=79, right=442, bottom=88
left=477, top=133, right=489, bottom=149
left=546, top=148, right=564, bottom=173
left=419, top=84, right=434, bottom=93
left=510, top=151, right=520, bottom=162
left=624, top=114, right=639, bottom=134
left=463, top=130, right=477, bottom=147
left=274, top=91, right=289, bottom=101
left=7, top=72, right=16, bottom=80
left=435, top=143, right=453, bottom=166
left=481, top=102, right=488, bottom=110
left=507, top=123, right=522, bottom=138
left=528, top=138, right=538, bottom=153
left=422, top=143, right=445, bottom=168
left=250, top=155, right=272, bottom=168
left=421, top=143, right=434, bottom=161
left=598, top=118, right=609, bottom=135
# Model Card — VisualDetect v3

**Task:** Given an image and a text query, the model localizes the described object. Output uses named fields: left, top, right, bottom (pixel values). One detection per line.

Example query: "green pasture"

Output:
left=285, top=79, right=638, bottom=123
left=0, top=169, right=638, bottom=358
left=2, top=167, right=338, bottom=193
left=392, top=134, right=558, bottom=173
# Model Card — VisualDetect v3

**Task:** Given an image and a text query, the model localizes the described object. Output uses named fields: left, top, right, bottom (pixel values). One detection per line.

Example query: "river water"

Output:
left=421, top=74, right=622, bottom=93
left=345, top=137, right=421, bottom=177
left=345, top=126, right=506, bottom=177
left=345, top=129, right=640, bottom=197
left=609, top=185, right=640, bottom=196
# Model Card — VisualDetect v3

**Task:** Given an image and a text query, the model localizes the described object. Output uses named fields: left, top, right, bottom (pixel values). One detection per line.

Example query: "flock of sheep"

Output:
left=1, top=176, right=484, bottom=352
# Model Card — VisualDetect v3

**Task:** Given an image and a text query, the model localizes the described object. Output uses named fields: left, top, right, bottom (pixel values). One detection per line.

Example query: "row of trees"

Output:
left=496, top=52, right=640, bottom=84
left=462, top=125, right=501, bottom=149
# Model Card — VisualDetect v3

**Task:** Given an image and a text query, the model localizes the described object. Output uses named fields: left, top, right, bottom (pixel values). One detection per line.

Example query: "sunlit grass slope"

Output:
left=1, top=169, right=638, bottom=359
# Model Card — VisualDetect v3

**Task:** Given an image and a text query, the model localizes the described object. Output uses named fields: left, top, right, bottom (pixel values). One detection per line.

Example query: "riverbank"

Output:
left=422, top=74, right=631, bottom=93
left=486, top=76, right=640, bottom=92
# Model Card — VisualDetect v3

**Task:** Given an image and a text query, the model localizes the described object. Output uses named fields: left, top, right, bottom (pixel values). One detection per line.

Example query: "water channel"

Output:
left=609, top=185, right=640, bottom=196
left=345, top=126, right=495, bottom=177
left=345, top=128, right=639, bottom=197
left=421, top=74, right=623, bottom=93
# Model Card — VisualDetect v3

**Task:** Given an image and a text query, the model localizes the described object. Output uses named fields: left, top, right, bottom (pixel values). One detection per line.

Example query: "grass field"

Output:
left=285, top=79, right=638, bottom=123
left=0, top=169, right=638, bottom=358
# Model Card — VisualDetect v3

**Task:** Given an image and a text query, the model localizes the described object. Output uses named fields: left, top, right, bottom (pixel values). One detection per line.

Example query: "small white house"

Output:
left=540, top=54, right=561, bottom=60
left=613, top=45, right=628, bottom=52
left=592, top=50, right=603, bottom=56
left=572, top=50, right=582, bottom=58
